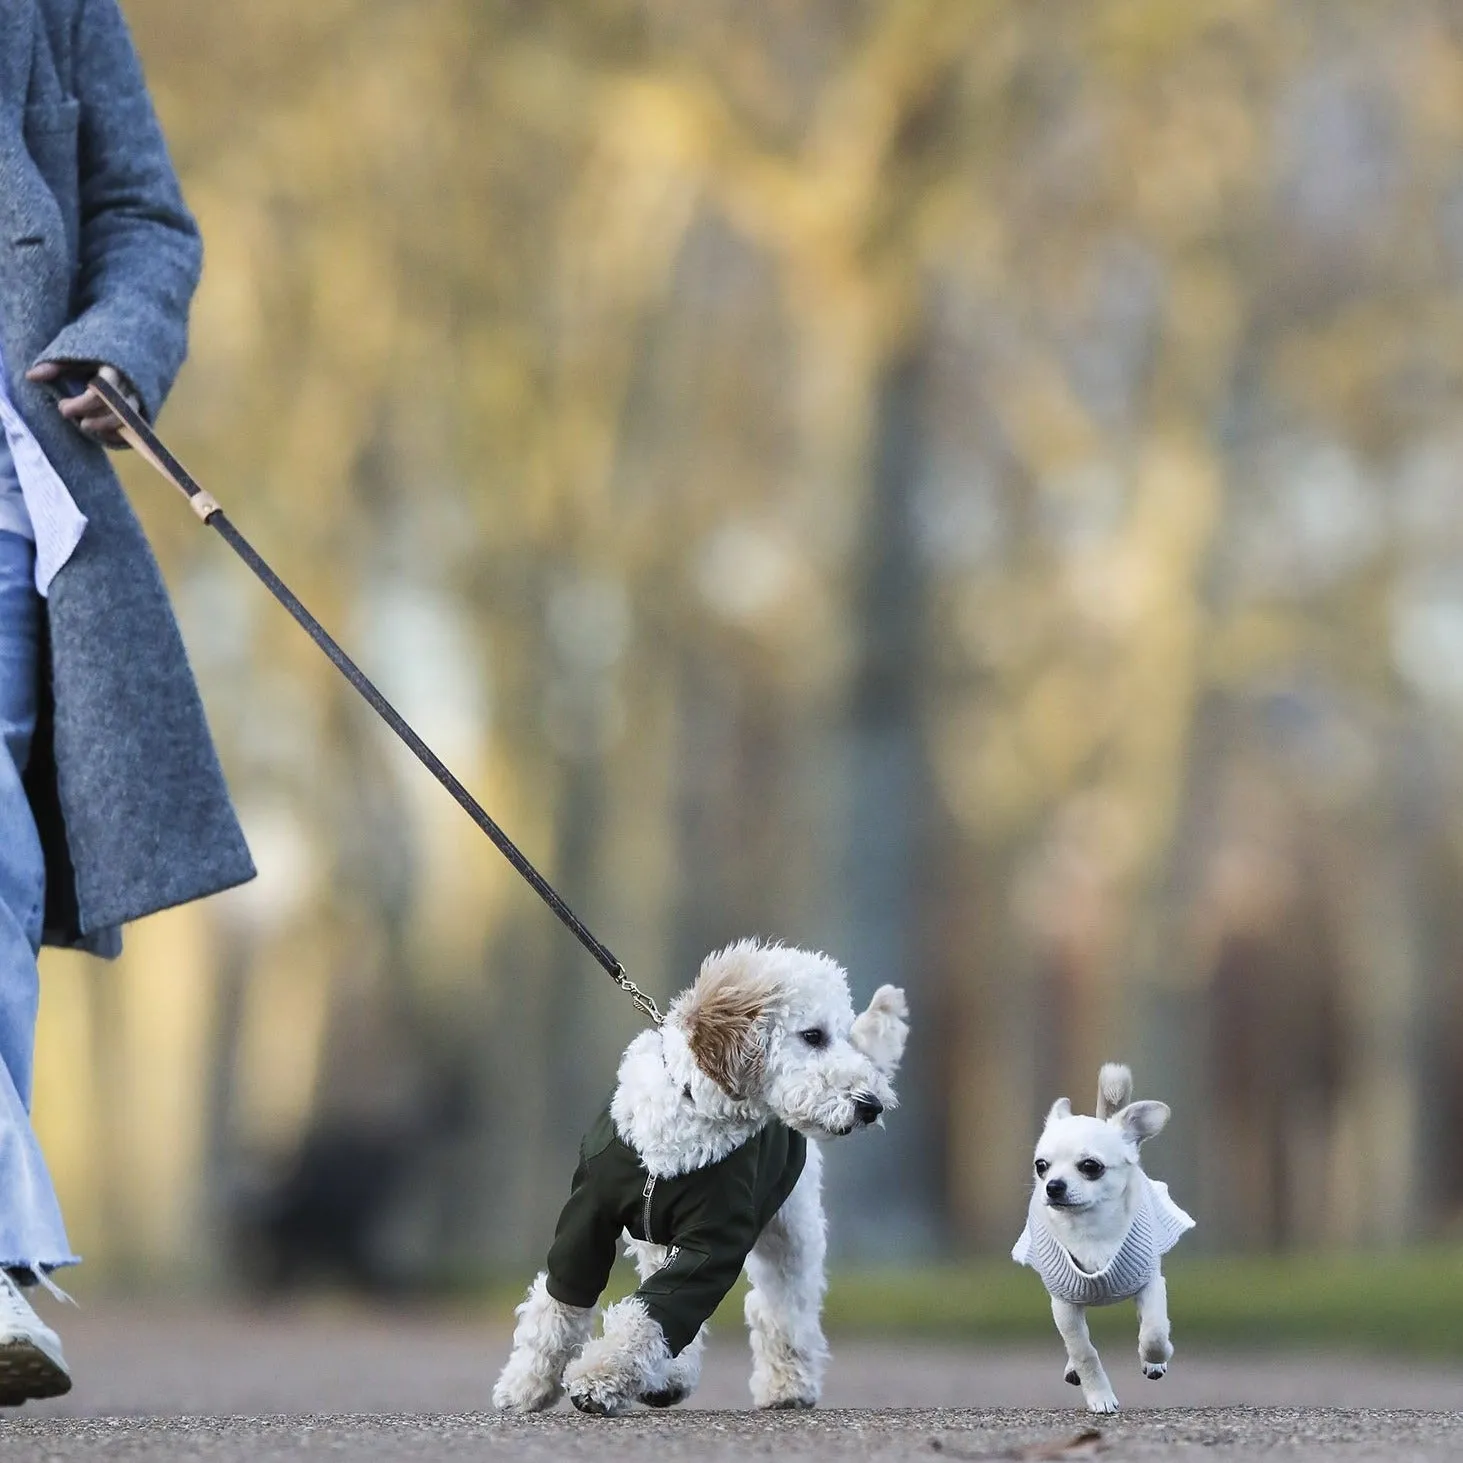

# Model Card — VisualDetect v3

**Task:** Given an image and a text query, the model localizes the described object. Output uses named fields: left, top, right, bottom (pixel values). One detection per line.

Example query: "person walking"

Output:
left=0, top=0, right=254, bottom=1403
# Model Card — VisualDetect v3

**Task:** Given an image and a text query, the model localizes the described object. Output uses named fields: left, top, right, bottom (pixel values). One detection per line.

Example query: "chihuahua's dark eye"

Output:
left=1077, top=1158, right=1106, bottom=1181
left=1034, top=1159, right=1050, bottom=1178
left=799, top=1028, right=828, bottom=1048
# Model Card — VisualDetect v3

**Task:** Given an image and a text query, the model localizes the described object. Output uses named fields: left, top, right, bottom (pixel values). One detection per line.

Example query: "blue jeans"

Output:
left=0, top=529, right=77, bottom=1276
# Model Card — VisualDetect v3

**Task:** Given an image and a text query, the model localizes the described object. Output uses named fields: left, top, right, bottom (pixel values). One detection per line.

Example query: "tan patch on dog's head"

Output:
left=674, top=941, right=787, bottom=1100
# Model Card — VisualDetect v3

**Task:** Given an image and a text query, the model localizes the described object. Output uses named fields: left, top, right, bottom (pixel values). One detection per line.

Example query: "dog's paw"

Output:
left=493, top=1273, right=594, bottom=1411
left=1065, top=1367, right=1081, bottom=1386
left=563, top=1300, right=667, bottom=1418
left=492, top=1374, right=562, bottom=1413
left=492, top=1347, right=566, bottom=1413
left=566, top=1375, right=634, bottom=1417
left=564, top=1354, right=639, bottom=1417
left=569, top=1391, right=617, bottom=1416
left=752, top=1366, right=820, bottom=1410
left=565, top=1350, right=642, bottom=1417
left=1085, top=1390, right=1120, bottom=1415
left=639, top=1385, right=690, bottom=1409
left=1139, top=1332, right=1173, bottom=1381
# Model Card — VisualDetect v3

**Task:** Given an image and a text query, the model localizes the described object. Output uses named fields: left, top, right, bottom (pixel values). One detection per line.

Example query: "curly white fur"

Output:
left=746, top=1140, right=830, bottom=1408
left=564, top=1297, right=671, bottom=1416
left=491, top=1273, right=594, bottom=1412
left=494, top=939, right=908, bottom=1414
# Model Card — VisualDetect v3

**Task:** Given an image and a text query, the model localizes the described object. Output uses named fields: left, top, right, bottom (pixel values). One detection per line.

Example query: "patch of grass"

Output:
left=817, top=1248, right=1463, bottom=1355
left=459, top=1248, right=1463, bottom=1356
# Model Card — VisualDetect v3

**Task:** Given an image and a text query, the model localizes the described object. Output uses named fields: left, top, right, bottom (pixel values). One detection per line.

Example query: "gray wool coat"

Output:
left=2, top=0, right=254, bottom=955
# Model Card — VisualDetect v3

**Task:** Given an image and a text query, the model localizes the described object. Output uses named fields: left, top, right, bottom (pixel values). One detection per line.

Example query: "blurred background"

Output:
left=30, top=0, right=1463, bottom=1331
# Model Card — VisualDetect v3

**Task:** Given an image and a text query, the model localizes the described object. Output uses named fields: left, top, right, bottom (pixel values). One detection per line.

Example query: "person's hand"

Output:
left=25, top=361, right=141, bottom=450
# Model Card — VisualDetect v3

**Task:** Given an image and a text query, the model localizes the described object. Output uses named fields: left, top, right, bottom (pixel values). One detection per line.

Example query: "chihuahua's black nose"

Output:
left=854, top=1096, right=884, bottom=1126
left=1046, top=1177, right=1067, bottom=1201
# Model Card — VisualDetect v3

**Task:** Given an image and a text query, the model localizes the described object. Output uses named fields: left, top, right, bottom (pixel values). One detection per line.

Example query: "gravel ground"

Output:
left=5, top=1407, right=1462, bottom=1462
left=0, top=1305, right=1458, bottom=1460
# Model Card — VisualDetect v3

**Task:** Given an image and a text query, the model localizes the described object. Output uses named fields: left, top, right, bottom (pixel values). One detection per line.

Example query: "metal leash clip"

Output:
left=611, top=966, right=665, bottom=1026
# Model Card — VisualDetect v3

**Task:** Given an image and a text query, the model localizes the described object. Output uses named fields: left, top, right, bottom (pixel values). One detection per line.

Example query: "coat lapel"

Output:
left=0, top=0, right=72, bottom=373
left=0, top=1, right=40, bottom=375
left=1, top=0, right=36, bottom=123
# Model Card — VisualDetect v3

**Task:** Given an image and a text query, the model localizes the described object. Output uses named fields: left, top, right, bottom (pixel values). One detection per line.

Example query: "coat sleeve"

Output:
left=632, top=1214, right=758, bottom=1358
left=543, top=1151, right=626, bottom=1310
left=35, top=0, right=202, bottom=419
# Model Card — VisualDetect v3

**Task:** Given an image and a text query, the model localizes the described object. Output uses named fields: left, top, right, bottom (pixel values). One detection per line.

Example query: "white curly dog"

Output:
left=493, top=939, right=908, bottom=1415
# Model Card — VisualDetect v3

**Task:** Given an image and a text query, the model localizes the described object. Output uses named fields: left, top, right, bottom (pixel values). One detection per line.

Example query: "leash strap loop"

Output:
left=89, top=374, right=662, bottom=1026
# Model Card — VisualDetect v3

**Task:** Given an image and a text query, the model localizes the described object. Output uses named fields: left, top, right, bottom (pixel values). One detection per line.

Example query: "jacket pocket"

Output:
left=637, top=1245, right=708, bottom=1298
left=24, top=97, right=80, bottom=137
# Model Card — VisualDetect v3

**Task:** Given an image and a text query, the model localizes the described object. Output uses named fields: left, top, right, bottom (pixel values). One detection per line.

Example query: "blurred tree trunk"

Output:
left=822, top=344, right=943, bottom=1255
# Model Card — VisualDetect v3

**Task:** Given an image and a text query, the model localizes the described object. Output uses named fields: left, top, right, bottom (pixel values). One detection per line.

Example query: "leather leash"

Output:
left=84, top=372, right=664, bottom=1027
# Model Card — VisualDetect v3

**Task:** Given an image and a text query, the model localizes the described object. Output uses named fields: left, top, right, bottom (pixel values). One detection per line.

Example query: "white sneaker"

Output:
left=0, top=1270, right=71, bottom=1405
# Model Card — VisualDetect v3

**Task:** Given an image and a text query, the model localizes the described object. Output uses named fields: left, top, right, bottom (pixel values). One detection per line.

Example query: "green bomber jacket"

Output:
left=544, top=1105, right=807, bottom=1356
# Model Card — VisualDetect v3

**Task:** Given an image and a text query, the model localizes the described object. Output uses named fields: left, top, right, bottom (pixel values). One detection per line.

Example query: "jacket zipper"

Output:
left=641, top=1173, right=657, bottom=1244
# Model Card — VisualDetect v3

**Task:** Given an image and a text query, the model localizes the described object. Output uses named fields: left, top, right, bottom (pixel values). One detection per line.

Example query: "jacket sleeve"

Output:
left=36, top=0, right=202, bottom=419
left=543, top=1151, right=625, bottom=1310
left=634, top=1214, right=758, bottom=1358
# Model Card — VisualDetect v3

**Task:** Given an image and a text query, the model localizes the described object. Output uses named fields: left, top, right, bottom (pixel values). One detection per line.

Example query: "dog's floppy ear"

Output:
left=678, top=947, right=782, bottom=1101
left=685, top=986, right=768, bottom=1100
left=1114, top=1100, right=1170, bottom=1145
left=1044, top=1097, right=1072, bottom=1126
left=850, top=985, right=908, bottom=1075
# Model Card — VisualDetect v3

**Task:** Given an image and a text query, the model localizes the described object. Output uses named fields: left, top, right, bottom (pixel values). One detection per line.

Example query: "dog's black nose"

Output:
left=1046, top=1177, right=1067, bottom=1201
left=854, top=1096, right=884, bottom=1126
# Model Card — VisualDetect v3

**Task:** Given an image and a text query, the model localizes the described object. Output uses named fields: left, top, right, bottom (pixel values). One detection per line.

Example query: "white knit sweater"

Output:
left=1012, top=1173, right=1194, bottom=1306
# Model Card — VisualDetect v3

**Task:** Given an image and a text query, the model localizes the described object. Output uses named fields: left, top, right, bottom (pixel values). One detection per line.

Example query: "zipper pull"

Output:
left=641, top=1173, right=657, bottom=1244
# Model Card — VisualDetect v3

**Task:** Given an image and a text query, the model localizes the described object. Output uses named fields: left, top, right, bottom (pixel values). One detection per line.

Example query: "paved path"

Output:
left=7, top=1407, right=1463, bottom=1462
left=0, top=1305, right=1459, bottom=1459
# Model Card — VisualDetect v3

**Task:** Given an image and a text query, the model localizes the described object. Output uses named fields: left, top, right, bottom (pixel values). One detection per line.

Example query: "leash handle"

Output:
left=86, top=373, right=663, bottom=1026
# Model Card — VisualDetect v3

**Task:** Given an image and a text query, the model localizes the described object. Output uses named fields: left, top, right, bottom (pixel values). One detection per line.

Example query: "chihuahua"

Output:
left=1012, top=1063, right=1194, bottom=1413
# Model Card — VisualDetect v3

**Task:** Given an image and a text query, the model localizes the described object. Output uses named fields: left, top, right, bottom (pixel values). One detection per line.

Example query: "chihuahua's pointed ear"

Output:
left=1096, top=1063, right=1134, bottom=1120
left=1044, top=1097, right=1072, bottom=1127
left=1115, top=1100, right=1170, bottom=1145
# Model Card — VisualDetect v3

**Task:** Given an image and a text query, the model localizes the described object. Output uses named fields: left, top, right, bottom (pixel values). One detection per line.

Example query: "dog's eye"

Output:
left=1034, top=1159, right=1049, bottom=1178
left=799, top=1028, right=828, bottom=1048
left=1077, top=1159, right=1106, bottom=1180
